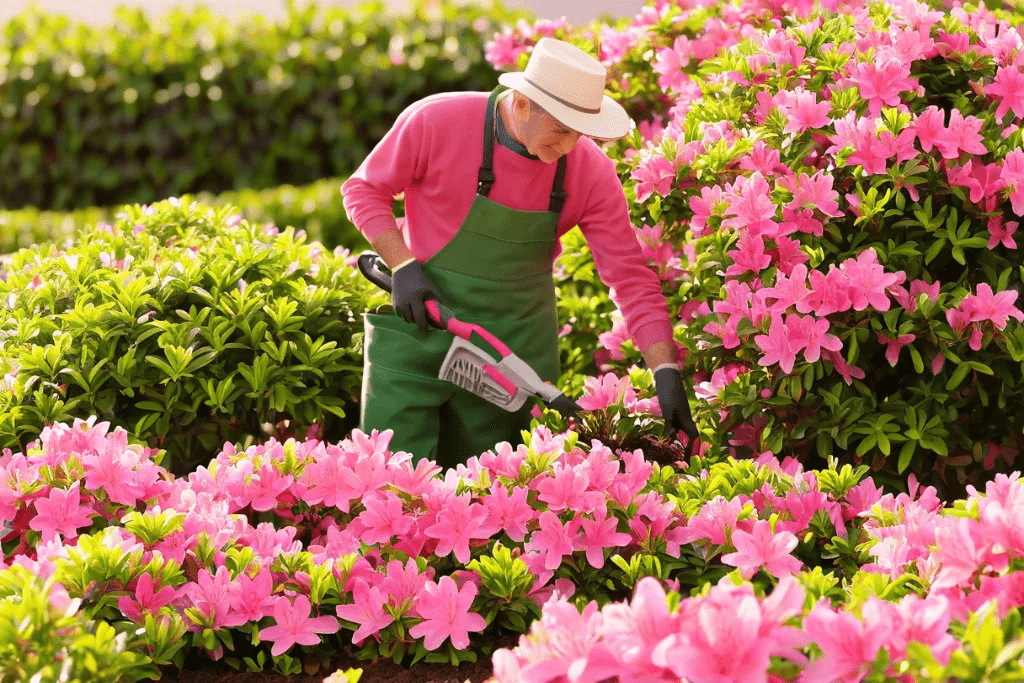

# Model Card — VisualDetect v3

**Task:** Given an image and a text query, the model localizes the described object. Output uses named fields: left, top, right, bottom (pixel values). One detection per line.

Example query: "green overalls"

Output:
left=361, top=85, right=567, bottom=469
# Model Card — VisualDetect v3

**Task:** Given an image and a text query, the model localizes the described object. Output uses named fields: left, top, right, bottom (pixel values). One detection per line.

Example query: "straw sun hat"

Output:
left=498, top=38, right=633, bottom=141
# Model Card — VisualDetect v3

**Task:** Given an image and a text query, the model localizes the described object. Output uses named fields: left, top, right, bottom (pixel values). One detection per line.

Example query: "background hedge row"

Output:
left=0, top=0, right=530, bottom=210
left=0, top=176, right=400, bottom=253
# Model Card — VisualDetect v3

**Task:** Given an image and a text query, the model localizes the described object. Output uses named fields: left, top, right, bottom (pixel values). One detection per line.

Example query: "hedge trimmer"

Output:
left=358, top=252, right=582, bottom=420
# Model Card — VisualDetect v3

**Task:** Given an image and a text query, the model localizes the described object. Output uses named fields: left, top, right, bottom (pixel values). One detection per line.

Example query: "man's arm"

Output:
left=371, top=228, right=416, bottom=271
left=641, top=339, right=679, bottom=371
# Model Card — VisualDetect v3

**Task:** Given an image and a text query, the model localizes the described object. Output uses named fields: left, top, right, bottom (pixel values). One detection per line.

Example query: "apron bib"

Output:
left=361, top=86, right=567, bottom=469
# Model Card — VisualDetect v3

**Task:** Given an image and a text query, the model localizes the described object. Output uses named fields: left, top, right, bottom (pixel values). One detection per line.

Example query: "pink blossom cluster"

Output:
left=610, top=0, right=1024, bottom=390
left=0, top=416, right=685, bottom=659
left=491, top=457, right=1024, bottom=682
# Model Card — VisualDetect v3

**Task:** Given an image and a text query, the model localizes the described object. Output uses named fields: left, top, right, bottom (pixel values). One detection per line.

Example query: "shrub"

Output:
left=0, top=176, right=389, bottom=255
left=0, top=0, right=532, bottom=210
left=0, top=565, right=158, bottom=683
left=498, top=0, right=1024, bottom=500
left=0, top=198, right=379, bottom=472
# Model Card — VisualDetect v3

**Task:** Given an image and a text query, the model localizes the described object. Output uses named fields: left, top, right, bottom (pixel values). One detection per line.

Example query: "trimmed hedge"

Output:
left=0, top=176, right=401, bottom=254
left=0, top=198, right=386, bottom=472
left=0, top=0, right=531, bottom=210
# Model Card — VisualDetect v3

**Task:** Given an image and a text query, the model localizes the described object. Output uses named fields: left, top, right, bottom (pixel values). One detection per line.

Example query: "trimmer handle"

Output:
left=357, top=252, right=395, bottom=293
left=357, top=252, right=454, bottom=330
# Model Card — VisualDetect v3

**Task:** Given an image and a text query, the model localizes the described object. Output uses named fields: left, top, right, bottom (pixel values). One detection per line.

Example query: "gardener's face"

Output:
left=509, top=92, right=584, bottom=164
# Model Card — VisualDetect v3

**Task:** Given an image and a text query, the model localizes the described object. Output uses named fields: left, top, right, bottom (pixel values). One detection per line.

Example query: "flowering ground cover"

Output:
left=2, top=402, right=1024, bottom=681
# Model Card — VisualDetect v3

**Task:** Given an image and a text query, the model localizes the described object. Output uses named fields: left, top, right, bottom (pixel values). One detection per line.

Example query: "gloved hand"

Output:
left=654, top=367, right=700, bottom=446
left=392, top=259, right=444, bottom=333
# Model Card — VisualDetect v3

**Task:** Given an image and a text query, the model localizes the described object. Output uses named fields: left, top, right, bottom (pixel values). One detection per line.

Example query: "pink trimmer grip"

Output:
left=425, top=301, right=514, bottom=358
left=424, top=300, right=445, bottom=327
left=483, top=365, right=518, bottom=398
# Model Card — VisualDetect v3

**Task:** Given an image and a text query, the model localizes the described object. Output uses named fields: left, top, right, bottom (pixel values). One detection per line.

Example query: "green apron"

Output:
left=361, top=85, right=567, bottom=469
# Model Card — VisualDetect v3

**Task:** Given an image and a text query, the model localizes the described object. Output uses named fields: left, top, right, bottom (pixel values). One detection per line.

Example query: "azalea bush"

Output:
left=4, top=411, right=1024, bottom=679
left=0, top=198, right=375, bottom=472
left=492, top=0, right=1024, bottom=500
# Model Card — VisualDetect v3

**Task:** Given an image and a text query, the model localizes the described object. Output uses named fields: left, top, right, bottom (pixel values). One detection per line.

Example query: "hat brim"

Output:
left=498, top=72, right=633, bottom=141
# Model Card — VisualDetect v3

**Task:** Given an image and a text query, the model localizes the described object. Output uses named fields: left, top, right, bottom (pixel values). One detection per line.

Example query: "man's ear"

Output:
left=511, top=91, right=532, bottom=123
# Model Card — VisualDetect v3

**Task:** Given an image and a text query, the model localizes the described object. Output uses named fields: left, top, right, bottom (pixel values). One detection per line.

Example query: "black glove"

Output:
left=392, top=259, right=444, bottom=333
left=654, top=367, right=700, bottom=446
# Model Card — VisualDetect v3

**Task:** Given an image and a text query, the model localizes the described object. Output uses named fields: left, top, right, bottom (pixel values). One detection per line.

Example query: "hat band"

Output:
left=524, top=77, right=602, bottom=115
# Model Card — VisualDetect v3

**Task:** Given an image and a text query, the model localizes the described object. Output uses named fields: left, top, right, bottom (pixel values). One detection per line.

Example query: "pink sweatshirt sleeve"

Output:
left=341, top=101, right=432, bottom=244
left=577, top=153, right=675, bottom=355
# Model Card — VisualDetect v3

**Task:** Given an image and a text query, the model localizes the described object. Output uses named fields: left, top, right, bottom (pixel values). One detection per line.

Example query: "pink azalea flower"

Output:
left=652, top=35, right=692, bottom=93
left=778, top=87, right=833, bottom=133
left=878, top=332, right=916, bottom=366
left=260, top=595, right=339, bottom=657
left=778, top=171, right=842, bottom=217
left=1000, top=148, right=1024, bottom=215
left=409, top=576, right=486, bottom=651
left=988, top=216, right=1019, bottom=249
left=631, top=153, right=677, bottom=203
left=961, top=282, right=1024, bottom=329
left=484, top=30, right=528, bottom=69
left=912, top=105, right=946, bottom=153
left=676, top=495, right=745, bottom=546
left=244, top=462, right=293, bottom=512
left=801, top=601, right=893, bottom=683
left=936, top=109, right=988, bottom=159
left=424, top=493, right=494, bottom=564
left=946, top=160, right=1005, bottom=203
left=380, top=558, right=429, bottom=615
left=755, top=313, right=799, bottom=374
left=481, top=482, right=535, bottom=542
left=739, top=140, right=787, bottom=176
left=575, top=507, right=632, bottom=569
left=535, top=464, right=599, bottom=513
left=228, top=567, right=277, bottom=623
left=989, top=65, right=1024, bottom=119
left=335, top=578, right=395, bottom=645
left=723, top=173, right=777, bottom=237
left=847, top=57, right=921, bottom=116
left=577, top=373, right=630, bottom=412
left=721, top=519, right=802, bottom=579
left=726, top=233, right=773, bottom=276
left=824, top=349, right=866, bottom=385
left=758, top=263, right=810, bottom=313
left=184, top=565, right=246, bottom=630
left=651, top=580, right=776, bottom=683
left=357, top=491, right=414, bottom=545
left=81, top=444, right=144, bottom=506
left=525, top=511, right=579, bottom=571
left=29, top=483, right=95, bottom=542
left=790, top=314, right=843, bottom=364
left=117, top=571, right=179, bottom=623
left=840, top=248, right=902, bottom=311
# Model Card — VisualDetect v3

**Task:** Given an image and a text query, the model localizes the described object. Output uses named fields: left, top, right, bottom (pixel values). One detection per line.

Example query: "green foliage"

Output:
left=0, top=0, right=532, bottom=210
left=0, top=175, right=398, bottom=255
left=0, top=198, right=381, bottom=472
left=0, top=565, right=159, bottom=682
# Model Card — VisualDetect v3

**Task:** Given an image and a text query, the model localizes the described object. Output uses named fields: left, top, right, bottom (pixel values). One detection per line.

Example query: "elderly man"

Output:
left=342, top=37, right=698, bottom=468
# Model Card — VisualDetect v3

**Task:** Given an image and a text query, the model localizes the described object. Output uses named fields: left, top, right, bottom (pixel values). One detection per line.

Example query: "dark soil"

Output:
left=155, top=642, right=507, bottom=683
left=154, top=656, right=496, bottom=683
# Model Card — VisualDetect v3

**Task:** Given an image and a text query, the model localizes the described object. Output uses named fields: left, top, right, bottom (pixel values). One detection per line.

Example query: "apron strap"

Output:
left=479, top=86, right=568, bottom=216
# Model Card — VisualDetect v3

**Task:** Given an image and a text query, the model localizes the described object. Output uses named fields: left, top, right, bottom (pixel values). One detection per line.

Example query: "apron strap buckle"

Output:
left=477, top=167, right=496, bottom=196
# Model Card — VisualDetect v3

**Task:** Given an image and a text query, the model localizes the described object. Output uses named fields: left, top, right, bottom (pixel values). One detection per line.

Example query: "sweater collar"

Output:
left=495, top=92, right=540, bottom=161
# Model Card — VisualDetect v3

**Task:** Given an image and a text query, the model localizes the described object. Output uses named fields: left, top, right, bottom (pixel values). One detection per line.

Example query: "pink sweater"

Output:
left=340, top=90, right=673, bottom=354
